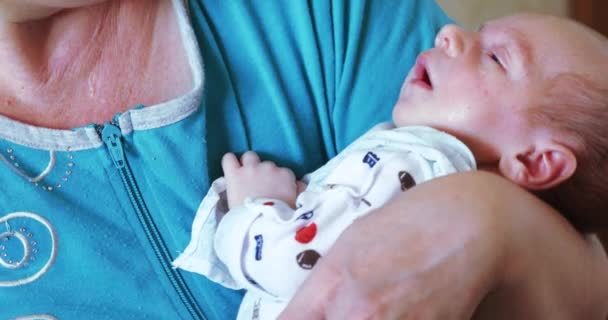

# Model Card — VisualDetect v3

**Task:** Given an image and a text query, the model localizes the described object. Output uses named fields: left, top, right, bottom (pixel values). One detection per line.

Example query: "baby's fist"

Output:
left=222, top=152, right=299, bottom=209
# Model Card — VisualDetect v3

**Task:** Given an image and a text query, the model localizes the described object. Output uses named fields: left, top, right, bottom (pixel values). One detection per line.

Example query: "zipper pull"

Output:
left=101, top=123, right=126, bottom=169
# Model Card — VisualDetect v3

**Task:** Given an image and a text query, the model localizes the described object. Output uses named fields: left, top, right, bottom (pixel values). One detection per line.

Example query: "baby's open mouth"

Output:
left=411, top=55, right=434, bottom=90
left=421, top=67, right=432, bottom=88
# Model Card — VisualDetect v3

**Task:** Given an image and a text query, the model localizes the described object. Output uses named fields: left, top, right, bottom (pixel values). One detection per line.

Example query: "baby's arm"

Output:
left=222, top=151, right=304, bottom=209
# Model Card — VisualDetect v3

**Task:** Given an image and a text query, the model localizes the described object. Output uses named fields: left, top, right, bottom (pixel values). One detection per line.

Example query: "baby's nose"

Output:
left=435, top=24, right=465, bottom=57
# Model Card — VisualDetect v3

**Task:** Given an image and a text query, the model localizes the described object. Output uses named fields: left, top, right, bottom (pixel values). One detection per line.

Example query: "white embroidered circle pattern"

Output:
left=0, top=212, right=57, bottom=287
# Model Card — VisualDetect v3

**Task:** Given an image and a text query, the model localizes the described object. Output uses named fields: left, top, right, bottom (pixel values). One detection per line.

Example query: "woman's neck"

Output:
left=0, top=0, right=191, bottom=129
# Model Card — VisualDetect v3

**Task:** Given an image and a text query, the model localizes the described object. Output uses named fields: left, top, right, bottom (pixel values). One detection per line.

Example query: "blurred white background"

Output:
left=436, top=0, right=569, bottom=29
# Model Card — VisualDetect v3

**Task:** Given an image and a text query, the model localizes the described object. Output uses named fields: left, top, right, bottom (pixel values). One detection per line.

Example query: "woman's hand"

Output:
left=279, top=171, right=608, bottom=319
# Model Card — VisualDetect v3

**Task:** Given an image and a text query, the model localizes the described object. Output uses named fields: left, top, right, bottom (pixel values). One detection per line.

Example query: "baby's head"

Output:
left=394, top=13, right=608, bottom=231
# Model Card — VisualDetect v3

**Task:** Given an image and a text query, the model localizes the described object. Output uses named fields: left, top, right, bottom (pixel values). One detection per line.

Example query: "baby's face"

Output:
left=393, top=13, right=606, bottom=163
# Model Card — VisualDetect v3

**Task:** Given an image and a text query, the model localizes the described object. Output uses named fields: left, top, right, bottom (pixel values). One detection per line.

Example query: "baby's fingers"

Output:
left=240, top=151, right=261, bottom=166
left=221, top=153, right=240, bottom=174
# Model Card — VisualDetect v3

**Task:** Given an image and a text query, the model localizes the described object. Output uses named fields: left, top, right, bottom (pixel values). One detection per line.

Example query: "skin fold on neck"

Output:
left=0, top=0, right=191, bottom=129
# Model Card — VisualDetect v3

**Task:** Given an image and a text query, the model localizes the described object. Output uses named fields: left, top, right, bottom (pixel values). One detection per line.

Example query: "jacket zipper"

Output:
left=100, top=122, right=206, bottom=320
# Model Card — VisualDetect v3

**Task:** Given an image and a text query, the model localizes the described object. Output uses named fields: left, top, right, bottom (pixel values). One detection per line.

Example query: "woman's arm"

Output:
left=280, top=171, right=608, bottom=319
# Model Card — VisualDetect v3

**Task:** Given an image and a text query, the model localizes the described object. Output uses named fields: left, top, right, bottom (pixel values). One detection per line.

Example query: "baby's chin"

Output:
left=391, top=102, right=421, bottom=126
left=391, top=111, right=416, bottom=127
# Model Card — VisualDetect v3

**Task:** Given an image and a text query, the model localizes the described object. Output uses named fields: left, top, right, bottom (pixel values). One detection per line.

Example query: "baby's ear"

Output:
left=498, top=143, right=577, bottom=190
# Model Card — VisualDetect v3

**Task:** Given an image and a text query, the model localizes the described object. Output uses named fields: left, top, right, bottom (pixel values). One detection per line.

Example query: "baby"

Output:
left=174, top=13, right=608, bottom=320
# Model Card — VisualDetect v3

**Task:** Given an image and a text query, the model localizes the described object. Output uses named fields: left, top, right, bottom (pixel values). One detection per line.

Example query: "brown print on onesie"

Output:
left=399, top=171, right=416, bottom=191
left=296, top=250, right=321, bottom=270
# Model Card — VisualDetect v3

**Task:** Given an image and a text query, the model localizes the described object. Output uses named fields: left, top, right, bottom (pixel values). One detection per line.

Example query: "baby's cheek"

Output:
left=446, top=108, right=469, bottom=123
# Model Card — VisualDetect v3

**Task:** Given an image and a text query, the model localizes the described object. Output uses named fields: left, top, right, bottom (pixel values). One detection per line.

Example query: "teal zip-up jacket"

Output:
left=0, top=1, right=451, bottom=319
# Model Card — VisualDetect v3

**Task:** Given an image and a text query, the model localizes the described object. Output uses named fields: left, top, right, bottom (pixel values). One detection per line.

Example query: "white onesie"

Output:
left=173, top=124, right=476, bottom=319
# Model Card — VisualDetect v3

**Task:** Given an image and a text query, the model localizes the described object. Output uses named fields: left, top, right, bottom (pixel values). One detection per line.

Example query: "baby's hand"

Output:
left=222, top=152, right=301, bottom=209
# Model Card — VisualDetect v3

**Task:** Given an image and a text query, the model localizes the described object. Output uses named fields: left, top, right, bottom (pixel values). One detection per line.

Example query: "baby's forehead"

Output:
left=474, top=14, right=607, bottom=93
left=490, top=14, right=605, bottom=49
left=514, top=16, right=607, bottom=81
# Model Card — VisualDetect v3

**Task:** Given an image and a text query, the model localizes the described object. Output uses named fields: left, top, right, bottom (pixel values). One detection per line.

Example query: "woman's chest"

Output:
left=0, top=0, right=192, bottom=130
left=2, top=51, right=191, bottom=130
